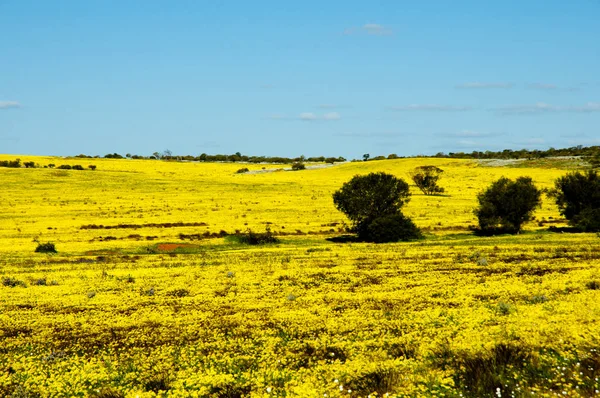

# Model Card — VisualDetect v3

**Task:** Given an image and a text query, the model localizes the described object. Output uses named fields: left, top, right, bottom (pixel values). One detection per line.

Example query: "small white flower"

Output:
left=266, top=387, right=272, bottom=393
left=334, top=379, right=339, bottom=384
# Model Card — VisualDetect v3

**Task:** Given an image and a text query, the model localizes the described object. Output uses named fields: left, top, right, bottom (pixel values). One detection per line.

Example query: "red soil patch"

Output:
left=157, top=243, right=198, bottom=252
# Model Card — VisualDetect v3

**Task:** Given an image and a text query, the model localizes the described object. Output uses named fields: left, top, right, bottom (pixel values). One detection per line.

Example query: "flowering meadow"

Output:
left=1, top=155, right=599, bottom=397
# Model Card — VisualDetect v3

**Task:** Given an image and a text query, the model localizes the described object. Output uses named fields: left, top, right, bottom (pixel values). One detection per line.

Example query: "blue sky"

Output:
left=1, top=1, right=599, bottom=158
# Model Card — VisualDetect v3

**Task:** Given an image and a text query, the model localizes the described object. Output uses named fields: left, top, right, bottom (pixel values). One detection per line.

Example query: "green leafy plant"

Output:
left=474, top=177, right=542, bottom=234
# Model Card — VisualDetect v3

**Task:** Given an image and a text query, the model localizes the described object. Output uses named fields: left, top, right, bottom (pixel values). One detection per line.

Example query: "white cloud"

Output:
left=267, top=112, right=342, bottom=121
left=389, top=104, right=473, bottom=112
left=456, top=82, right=513, bottom=89
left=0, top=101, right=20, bottom=109
left=344, top=23, right=392, bottom=36
left=493, top=102, right=600, bottom=115
left=322, top=112, right=341, bottom=120
left=300, top=112, right=318, bottom=121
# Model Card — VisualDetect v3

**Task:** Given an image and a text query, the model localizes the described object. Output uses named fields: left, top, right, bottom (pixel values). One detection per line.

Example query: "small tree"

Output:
left=409, top=165, right=445, bottom=195
left=474, top=177, right=542, bottom=234
left=291, top=162, right=306, bottom=171
left=332, top=172, right=420, bottom=242
left=549, top=170, right=600, bottom=231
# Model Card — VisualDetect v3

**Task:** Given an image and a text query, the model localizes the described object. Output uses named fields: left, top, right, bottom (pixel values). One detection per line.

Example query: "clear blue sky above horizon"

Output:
left=1, top=1, right=599, bottom=159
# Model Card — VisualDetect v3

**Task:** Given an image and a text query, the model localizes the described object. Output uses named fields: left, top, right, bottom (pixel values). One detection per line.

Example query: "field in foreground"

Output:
left=1, top=155, right=599, bottom=397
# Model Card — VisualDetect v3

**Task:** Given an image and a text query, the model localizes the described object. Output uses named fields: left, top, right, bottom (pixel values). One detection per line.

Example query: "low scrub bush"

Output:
left=291, top=162, right=306, bottom=171
left=232, top=227, right=279, bottom=245
left=363, top=214, right=422, bottom=243
left=2, top=277, right=27, bottom=288
left=236, top=167, right=249, bottom=174
left=35, top=242, right=57, bottom=253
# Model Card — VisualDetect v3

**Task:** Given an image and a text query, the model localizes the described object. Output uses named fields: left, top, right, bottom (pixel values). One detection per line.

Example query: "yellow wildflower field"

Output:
left=1, top=155, right=599, bottom=397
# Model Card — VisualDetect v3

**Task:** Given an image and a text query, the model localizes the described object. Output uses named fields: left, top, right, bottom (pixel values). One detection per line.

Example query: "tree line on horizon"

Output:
left=64, top=144, right=600, bottom=165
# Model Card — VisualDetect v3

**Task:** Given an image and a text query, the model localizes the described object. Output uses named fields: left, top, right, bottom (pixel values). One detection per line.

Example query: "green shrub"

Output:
left=291, top=162, right=306, bottom=171
left=236, top=167, right=250, bottom=174
left=0, top=158, right=21, bottom=168
left=72, top=165, right=84, bottom=170
left=57, top=164, right=72, bottom=170
left=35, top=242, right=57, bottom=253
left=88, top=165, right=97, bottom=171
left=550, top=170, right=600, bottom=231
left=364, top=214, right=422, bottom=243
left=474, top=177, right=542, bottom=234
left=233, top=227, right=279, bottom=245
left=2, top=277, right=27, bottom=288
left=333, top=172, right=419, bottom=242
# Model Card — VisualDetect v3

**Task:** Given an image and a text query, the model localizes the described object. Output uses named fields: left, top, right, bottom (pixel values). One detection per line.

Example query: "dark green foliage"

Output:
left=57, top=164, right=72, bottom=170
left=88, top=165, right=97, bottom=171
left=104, top=153, right=124, bottom=159
left=333, top=172, right=420, bottom=242
left=72, top=164, right=84, bottom=170
left=23, top=161, right=36, bottom=168
left=47, top=163, right=55, bottom=168
left=2, top=277, right=27, bottom=288
left=291, top=162, right=306, bottom=171
left=364, top=214, right=422, bottom=242
left=35, top=242, right=57, bottom=253
left=0, top=158, right=21, bottom=168
left=333, top=172, right=411, bottom=233
left=236, top=167, right=249, bottom=174
left=409, top=165, right=445, bottom=195
left=474, top=177, right=542, bottom=234
left=550, top=170, right=600, bottom=231
left=586, top=280, right=600, bottom=290
left=233, top=227, right=279, bottom=245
